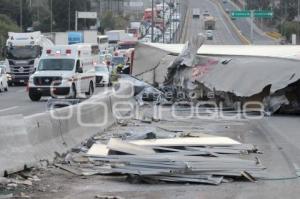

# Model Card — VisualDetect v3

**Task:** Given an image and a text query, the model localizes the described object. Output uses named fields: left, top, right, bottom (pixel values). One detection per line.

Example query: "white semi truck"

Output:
left=5, top=31, right=53, bottom=85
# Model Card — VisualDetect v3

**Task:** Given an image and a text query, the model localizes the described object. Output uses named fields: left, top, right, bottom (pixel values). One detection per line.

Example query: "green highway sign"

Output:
left=230, top=10, right=251, bottom=18
left=231, top=10, right=273, bottom=19
left=254, top=10, right=273, bottom=18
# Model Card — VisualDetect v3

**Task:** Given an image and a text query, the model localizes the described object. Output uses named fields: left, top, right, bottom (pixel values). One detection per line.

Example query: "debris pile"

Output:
left=55, top=133, right=266, bottom=185
left=133, top=36, right=300, bottom=115
left=0, top=170, right=44, bottom=198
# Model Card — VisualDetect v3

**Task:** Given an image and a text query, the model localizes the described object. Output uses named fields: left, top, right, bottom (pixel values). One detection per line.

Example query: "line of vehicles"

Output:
left=1, top=29, right=137, bottom=101
left=139, top=1, right=181, bottom=43
left=1, top=1, right=179, bottom=101
left=192, top=8, right=216, bottom=40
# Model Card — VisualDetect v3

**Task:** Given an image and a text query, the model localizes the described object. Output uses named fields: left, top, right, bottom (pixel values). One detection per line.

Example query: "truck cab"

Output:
left=192, top=8, right=201, bottom=19
left=28, top=45, right=96, bottom=101
left=5, top=31, right=53, bottom=85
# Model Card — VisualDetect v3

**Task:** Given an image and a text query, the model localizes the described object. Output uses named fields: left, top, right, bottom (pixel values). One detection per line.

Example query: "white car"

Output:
left=203, top=11, right=210, bottom=17
left=0, top=66, right=8, bottom=92
left=95, top=65, right=111, bottom=87
left=206, top=30, right=214, bottom=40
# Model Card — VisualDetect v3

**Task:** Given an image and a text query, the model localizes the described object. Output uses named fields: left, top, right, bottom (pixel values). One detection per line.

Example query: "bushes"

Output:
left=100, top=11, right=129, bottom=33
left=278, top=21, right=300, bottom=41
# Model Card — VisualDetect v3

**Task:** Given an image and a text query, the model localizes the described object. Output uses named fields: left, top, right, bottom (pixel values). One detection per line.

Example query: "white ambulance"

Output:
left=28, top=45, right=96, bottom=101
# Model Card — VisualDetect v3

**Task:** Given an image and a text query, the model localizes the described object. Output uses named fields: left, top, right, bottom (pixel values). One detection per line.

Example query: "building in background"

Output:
left=123, top=0, right=150, bottom=20
left=91, top=0, right=154, bottom=20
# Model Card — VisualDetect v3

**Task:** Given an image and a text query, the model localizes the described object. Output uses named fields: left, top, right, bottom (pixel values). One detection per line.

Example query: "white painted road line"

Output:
left=0, top=106, right=19, bottom=113
left=17, top=89, right=26, bottom=93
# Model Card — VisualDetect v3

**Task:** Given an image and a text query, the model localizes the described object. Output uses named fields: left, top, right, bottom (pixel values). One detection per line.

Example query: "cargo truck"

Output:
left=192, top=8, right=201, bottom=18
left=106, top=30, right=126, bottom=47
left=204, top=16, right=216, bottom=30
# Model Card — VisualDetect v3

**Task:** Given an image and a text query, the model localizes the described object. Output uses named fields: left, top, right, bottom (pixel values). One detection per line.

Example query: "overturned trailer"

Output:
left=132, top=39, right=300, bottom=114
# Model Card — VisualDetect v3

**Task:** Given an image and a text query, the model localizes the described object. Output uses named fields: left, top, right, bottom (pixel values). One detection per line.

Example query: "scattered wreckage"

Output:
left=132, top=35, right=300, bottom=115
left=53, top=124, right=266, bottom=186
left=48, top=101, right=268, bottom=186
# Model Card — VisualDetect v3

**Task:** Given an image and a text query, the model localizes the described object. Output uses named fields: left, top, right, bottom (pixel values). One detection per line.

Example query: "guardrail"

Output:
left=266, top=32, right=282, bottom=40
left=0, top=83, right=135, bottom=176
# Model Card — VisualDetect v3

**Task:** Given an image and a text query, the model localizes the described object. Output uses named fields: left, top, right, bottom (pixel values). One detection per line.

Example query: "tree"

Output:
left=0, top=0, right=32, bottom=30
left=100, top=11, right=115, bottom=32
left=246, top=0, right=271, bottom=10
left=45, top=0, right=92, bottom=32
left=100, top=11, right=129, bottom=33
left=0, top=14, right=19, bottom=58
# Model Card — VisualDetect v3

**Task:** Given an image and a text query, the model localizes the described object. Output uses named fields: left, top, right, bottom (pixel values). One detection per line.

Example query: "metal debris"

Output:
left=54, top=133, right=266, bottom=185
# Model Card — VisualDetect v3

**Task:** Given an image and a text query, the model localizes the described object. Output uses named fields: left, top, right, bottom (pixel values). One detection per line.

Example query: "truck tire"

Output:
left=71, top=84, right=77, bottom=99
left=29, top=91, right=41, bottom=101
left=86, top=81, right=94, bottom=96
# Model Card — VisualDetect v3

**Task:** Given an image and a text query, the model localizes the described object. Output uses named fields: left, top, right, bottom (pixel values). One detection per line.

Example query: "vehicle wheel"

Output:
left=29, top=91, right=41, bottom=101
left=71, top=84, right=77, bottom=99
left=108, top=79, right=112, bottom=87
left=86, top=82, right=94, bottom=96
left=4, top=87, right=8, bottom=92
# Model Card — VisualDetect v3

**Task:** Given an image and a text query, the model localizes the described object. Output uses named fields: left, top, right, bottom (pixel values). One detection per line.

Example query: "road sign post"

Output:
left=254, top=10, right=273, bottom=18
left=231, top=10, right=273, bottom=19
left=75, top=11, right=97, bottom=31
left=230, top=10, right=250, bottom=18
left=230, top=10, right=273, bottom=43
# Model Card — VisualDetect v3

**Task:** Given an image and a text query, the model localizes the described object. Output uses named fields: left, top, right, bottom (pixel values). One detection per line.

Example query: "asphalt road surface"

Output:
left=184, top=0, right=241, bottom=44
left=27, top=107, right=300, bottom=199
left=0, top=86, right=110, bottom=117
left=220, top=0, right=278, bottom=44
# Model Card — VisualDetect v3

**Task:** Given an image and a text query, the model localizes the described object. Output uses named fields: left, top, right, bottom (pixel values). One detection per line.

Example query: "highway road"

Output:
left=28, top=107, right=300, bottom=199
left=183, top=0, right=241, bottom=44
left=220, top=0, right=279, bottom=44
left=0, top=86, right=109, bottom=117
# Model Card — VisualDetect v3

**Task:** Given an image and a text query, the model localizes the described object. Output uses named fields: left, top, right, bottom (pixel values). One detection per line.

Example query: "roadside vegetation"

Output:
left=0, top=15, right=19, bottom=59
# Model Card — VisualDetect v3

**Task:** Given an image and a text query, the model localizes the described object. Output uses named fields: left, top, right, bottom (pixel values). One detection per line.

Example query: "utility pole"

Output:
left=178, top=0, right=180, bottom=43
left=37, top=0, right=40, bottom=24
left=283, top=0, right=287, bottom=38
left=151, top=0, right=154, bottom=42
left=163, top=0, right=165, bottom=43
left=297, top=0, right=300, bottom=18
left=50, top=0, right=53, bottom=33
left=170, top=0, right=173, bottom=43
left=296, top=0, right=300, bottom=43
left=250, top=10, right=254, bottom=43
left=75, top=11, right=78, bottom=31
left=20, top=0, right=23, bottom=32
left=68, top=0, right=71, bottom=31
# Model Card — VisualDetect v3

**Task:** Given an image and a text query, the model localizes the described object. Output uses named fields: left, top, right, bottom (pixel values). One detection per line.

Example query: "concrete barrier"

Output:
left=0, top=84, right=135, bottom=176
left=0, top=115, right=36, bottom=175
